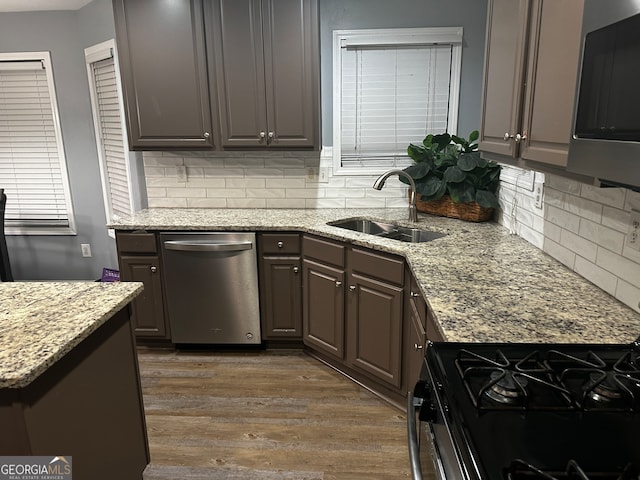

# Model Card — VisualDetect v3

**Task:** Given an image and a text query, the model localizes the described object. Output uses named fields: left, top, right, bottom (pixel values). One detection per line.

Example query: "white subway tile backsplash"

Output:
left=227, top=198, right=266, bottom=208
left=266, top=178, right=306, bottom=189
left=580, top=184, right=626, bottom=209
left=245, top=168, right=285, bottom=178
left=574, top=256, right=618, bottom=296
left=346, top=197, right=387, bottom=208
left=560, top=229, right=597, bottom=262
left=307, top=198, right=346, bottom=208
left=147, top=197, right=187, bottom=208
left=206, top=188, right=246, bottom=198
left=543, top=238, right=576, bottom=269
left=545, top=174, right=582, bottom=195
left=187, top=198, right=227, bottom=208
left=204, top=167, right=245, bottom=178
left=546, top=204, right=581, bottom=233
left=626, top=189, right=640, bottom=211
left=167, top=187, right=206, bottom=198
left=578, top=218, right=625, bottom=254
left=596, top=247, right=640, bottom=289
left=564, top=194, right=603, bottom=223
left=267, top=198, right=307, bottom=208
left=246, top=188, right=286, bottom=199
left=615, top=279, right=640, bottom=314
left=286, top=188, right=325, bottom=199
left=602, top=206, right=631, bottom=233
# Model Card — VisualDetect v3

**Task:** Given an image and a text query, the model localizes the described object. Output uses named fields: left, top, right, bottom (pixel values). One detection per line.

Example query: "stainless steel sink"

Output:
left=327, top=218, right=446, bottom=243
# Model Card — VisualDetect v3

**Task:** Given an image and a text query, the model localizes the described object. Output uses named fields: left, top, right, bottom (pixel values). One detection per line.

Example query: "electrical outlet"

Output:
left=627, top=210, right=640, bottom=252
left=533, top=182, right=544, bottom=209
left=176, top=165, right=187, bottom=182
left=307, top=167, right=318, bottom=181
left=318, top=167, right=329, bottom=183
left=81, top=243, right=92, bottom=257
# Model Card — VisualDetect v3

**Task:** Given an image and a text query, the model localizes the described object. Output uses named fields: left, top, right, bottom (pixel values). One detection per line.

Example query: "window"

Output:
left=0, top=52, right=76, bottom=234
left=332, top=27, right=463, bottom=176
left=85, top=40, right=133, bottom=235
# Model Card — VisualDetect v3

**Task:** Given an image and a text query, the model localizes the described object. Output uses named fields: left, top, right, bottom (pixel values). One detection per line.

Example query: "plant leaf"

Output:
left=476, top=189, right=500, bottom=209
left=407, top=143, right=430, bottom=163
left=457, top=152, right=479, bottom=172
left=443, top=165, right=466, bottom=183
left=468, top=130, right=479, bottom=143
left=431, top=133, right=451, bottom=152
left=418, top=176, right=445, bottom=199
left=402, top=162, right=431, bottom=182
left=448, top=182, right=475, bottom=203
left=422, top=134, right=434, bottom=148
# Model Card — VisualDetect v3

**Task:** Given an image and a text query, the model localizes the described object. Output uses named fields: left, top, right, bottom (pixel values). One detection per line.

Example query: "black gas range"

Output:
left=408, top=341, right=640, bottom=480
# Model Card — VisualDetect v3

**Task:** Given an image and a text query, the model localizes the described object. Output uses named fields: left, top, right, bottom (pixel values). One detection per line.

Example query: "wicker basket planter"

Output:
left=415, top=194, right=494, bottom=222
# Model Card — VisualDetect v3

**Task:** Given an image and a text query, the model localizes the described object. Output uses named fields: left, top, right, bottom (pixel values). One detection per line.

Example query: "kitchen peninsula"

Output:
left=0, top=282, right=149, bottom=480
left=111, top=208, right=640, bottom=345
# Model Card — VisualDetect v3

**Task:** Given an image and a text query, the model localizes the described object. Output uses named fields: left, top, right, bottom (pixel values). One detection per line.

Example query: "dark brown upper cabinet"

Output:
left=206, top=0, right=320, bottom=149
left=113, top=0, right=216, bottom=150
left=479, top=0, right=585, bottom=170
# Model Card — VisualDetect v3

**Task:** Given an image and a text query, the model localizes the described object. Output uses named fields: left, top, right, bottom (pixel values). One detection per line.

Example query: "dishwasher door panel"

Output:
left=160, top=232, right=261, bottom=344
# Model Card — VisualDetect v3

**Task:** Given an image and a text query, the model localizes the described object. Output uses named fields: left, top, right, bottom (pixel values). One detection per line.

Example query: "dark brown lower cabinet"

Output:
left=346, top=272, right=404, bottom=389
left=116, top=232, right=169, bottom=340
left=260, top=256, right=302, bottom=339
left=302, top=257, right=345, bottom=359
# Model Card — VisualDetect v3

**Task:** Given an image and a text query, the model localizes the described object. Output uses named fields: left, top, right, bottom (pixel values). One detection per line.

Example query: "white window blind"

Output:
left=333, top=28, right=463, bottom=176
left=85, top=40, right=132, bottom=228
left=0, top=53, right=75, bottom=233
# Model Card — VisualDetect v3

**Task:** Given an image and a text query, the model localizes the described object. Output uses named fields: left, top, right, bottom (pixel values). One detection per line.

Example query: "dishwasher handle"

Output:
left=163, top=240, right=253, bottom=252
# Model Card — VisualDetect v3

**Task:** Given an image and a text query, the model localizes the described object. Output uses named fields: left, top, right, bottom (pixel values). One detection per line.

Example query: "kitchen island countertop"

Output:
left=0, top=281, right=143, bottom=388
left=109, top=208, right=640, bottom=345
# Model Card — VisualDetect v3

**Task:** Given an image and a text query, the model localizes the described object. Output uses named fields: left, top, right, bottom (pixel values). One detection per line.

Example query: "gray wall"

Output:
left=319, top=0, right=488, bottom=143
left=0, top=0, right=119, bottom=280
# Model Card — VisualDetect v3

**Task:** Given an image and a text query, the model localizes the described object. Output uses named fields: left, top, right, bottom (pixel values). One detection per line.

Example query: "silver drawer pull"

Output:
left=410, top=291, right=420, bottom=298
left=150, top=266, right=157, bottom=273
left=292, top=266, right=299, bottom=274
left=164, top=240, right=253, bottom=252
left=414, top=343, right=423, bottom=351
left=277, top=241, right=284, bottom=248
left=335, top=281, right=342, bottom=287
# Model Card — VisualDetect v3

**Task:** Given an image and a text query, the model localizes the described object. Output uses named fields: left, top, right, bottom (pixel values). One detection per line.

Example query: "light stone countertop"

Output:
left=109, top=208, right=640, bottom=345
left=0, top=281, right=143, bottom=389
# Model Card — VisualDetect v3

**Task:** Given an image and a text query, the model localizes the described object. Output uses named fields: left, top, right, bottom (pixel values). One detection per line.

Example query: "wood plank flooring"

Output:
left=137, top=348, right=416, bottom=479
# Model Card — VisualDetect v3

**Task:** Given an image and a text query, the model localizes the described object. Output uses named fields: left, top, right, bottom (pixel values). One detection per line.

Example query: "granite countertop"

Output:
left=109, top=208, right=640, bottom=345
left=0, top=281, right=143, bottom=389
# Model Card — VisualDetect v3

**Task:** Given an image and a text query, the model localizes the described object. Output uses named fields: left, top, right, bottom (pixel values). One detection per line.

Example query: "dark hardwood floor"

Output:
left=137, top=348, right=418, bottom=479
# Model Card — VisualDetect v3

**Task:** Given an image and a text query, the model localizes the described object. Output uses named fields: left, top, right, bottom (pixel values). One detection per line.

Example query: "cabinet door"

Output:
left=302, top=258, right=345, bottom=360
left=207, top=0, right=267, bottom=147
left=519, top=0, right=584, bottom=167
left=113, top=0, right=214, bottom=149
left=479, top=0, right=530, bottom=158
left=261, top=256, right=302, bottom=338
left=262, top=0, right=319, bottom=148
left=406, top=308, right=426, bottom=392
left=347, top=273, right=404, bottom=389
left=119, top=255, right=167, bottom=337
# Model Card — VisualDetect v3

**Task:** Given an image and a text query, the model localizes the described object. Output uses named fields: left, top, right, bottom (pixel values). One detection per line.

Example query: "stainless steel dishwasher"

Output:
left=160, top=232, right=261, bottom=344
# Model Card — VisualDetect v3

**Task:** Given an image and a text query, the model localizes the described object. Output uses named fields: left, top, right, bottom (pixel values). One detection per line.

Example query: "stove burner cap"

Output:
left=588, top=372, right=622, bottom=402
left=485, top=371, right=528, bottom=404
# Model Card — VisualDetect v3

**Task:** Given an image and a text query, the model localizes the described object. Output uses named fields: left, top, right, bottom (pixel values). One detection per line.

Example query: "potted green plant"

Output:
left=400, top=130, right=501, bottom=222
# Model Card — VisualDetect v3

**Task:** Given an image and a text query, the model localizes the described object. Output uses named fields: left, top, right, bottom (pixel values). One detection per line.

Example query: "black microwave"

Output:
left=567, top=1, right=640, bottom=191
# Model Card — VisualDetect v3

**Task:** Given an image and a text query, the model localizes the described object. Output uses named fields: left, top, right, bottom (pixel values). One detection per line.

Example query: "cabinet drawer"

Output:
left=117, top=233, right=157, bottom=254
left=261, top=233, right=301, bottom=254
left=350, top=248, right=404, bottom=286
left=303, top=235, right=345, bottom=268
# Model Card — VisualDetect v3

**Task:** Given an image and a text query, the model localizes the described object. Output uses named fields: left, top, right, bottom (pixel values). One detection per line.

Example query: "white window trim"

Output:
left=84, top=39, right=133, bottom=238
left=332, top=27, right=463, bottom=176
left=0, top=51, right=76, bottom=235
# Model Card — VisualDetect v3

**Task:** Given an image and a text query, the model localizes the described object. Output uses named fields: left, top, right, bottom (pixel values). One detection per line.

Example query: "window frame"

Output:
left=332, top=27, right=463, bottom=176
left=0, top=51, right=76, bottom=235
left=84, top=39, right=133, bottom=238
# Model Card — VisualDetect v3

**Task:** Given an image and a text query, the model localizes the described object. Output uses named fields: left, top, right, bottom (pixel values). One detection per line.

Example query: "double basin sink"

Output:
left=327, top=218, right=446, bottom=244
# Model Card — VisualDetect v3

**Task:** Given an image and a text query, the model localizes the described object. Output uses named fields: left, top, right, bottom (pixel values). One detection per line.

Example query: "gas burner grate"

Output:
left=505, top=459, right=639, bottom=480
left=455, top=349, right=574, bottom=410
left=545, top=350, right=640, bottom=412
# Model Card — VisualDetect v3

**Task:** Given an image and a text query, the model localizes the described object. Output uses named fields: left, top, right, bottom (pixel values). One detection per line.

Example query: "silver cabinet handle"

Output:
left=410, top=291, right=420, bottom=298
left=414, top=343, right=424, bottom=351
left=503, top=132, right=512, bottom=141
left=335, top=281, right=342, bottom=287
left=292, top=266, right=299, bottom=274
left=349, top=285, right=356, bottom=292
left=277, top=241, right=284, bottom=248
left=515, top=132, right=527, bottom=143
left=150, top=265, right=157, bottom=273
left=268, top=131, right=274, bottom=139
left=203, top=132, right=210, bottom=138
left=164, top=240, right=253, bottom=252
left=259, top=131, right=266, bottom=139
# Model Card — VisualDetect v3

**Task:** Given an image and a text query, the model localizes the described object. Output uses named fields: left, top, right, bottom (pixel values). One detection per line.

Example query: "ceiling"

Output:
left=0, top=0, right=92, bottom=12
